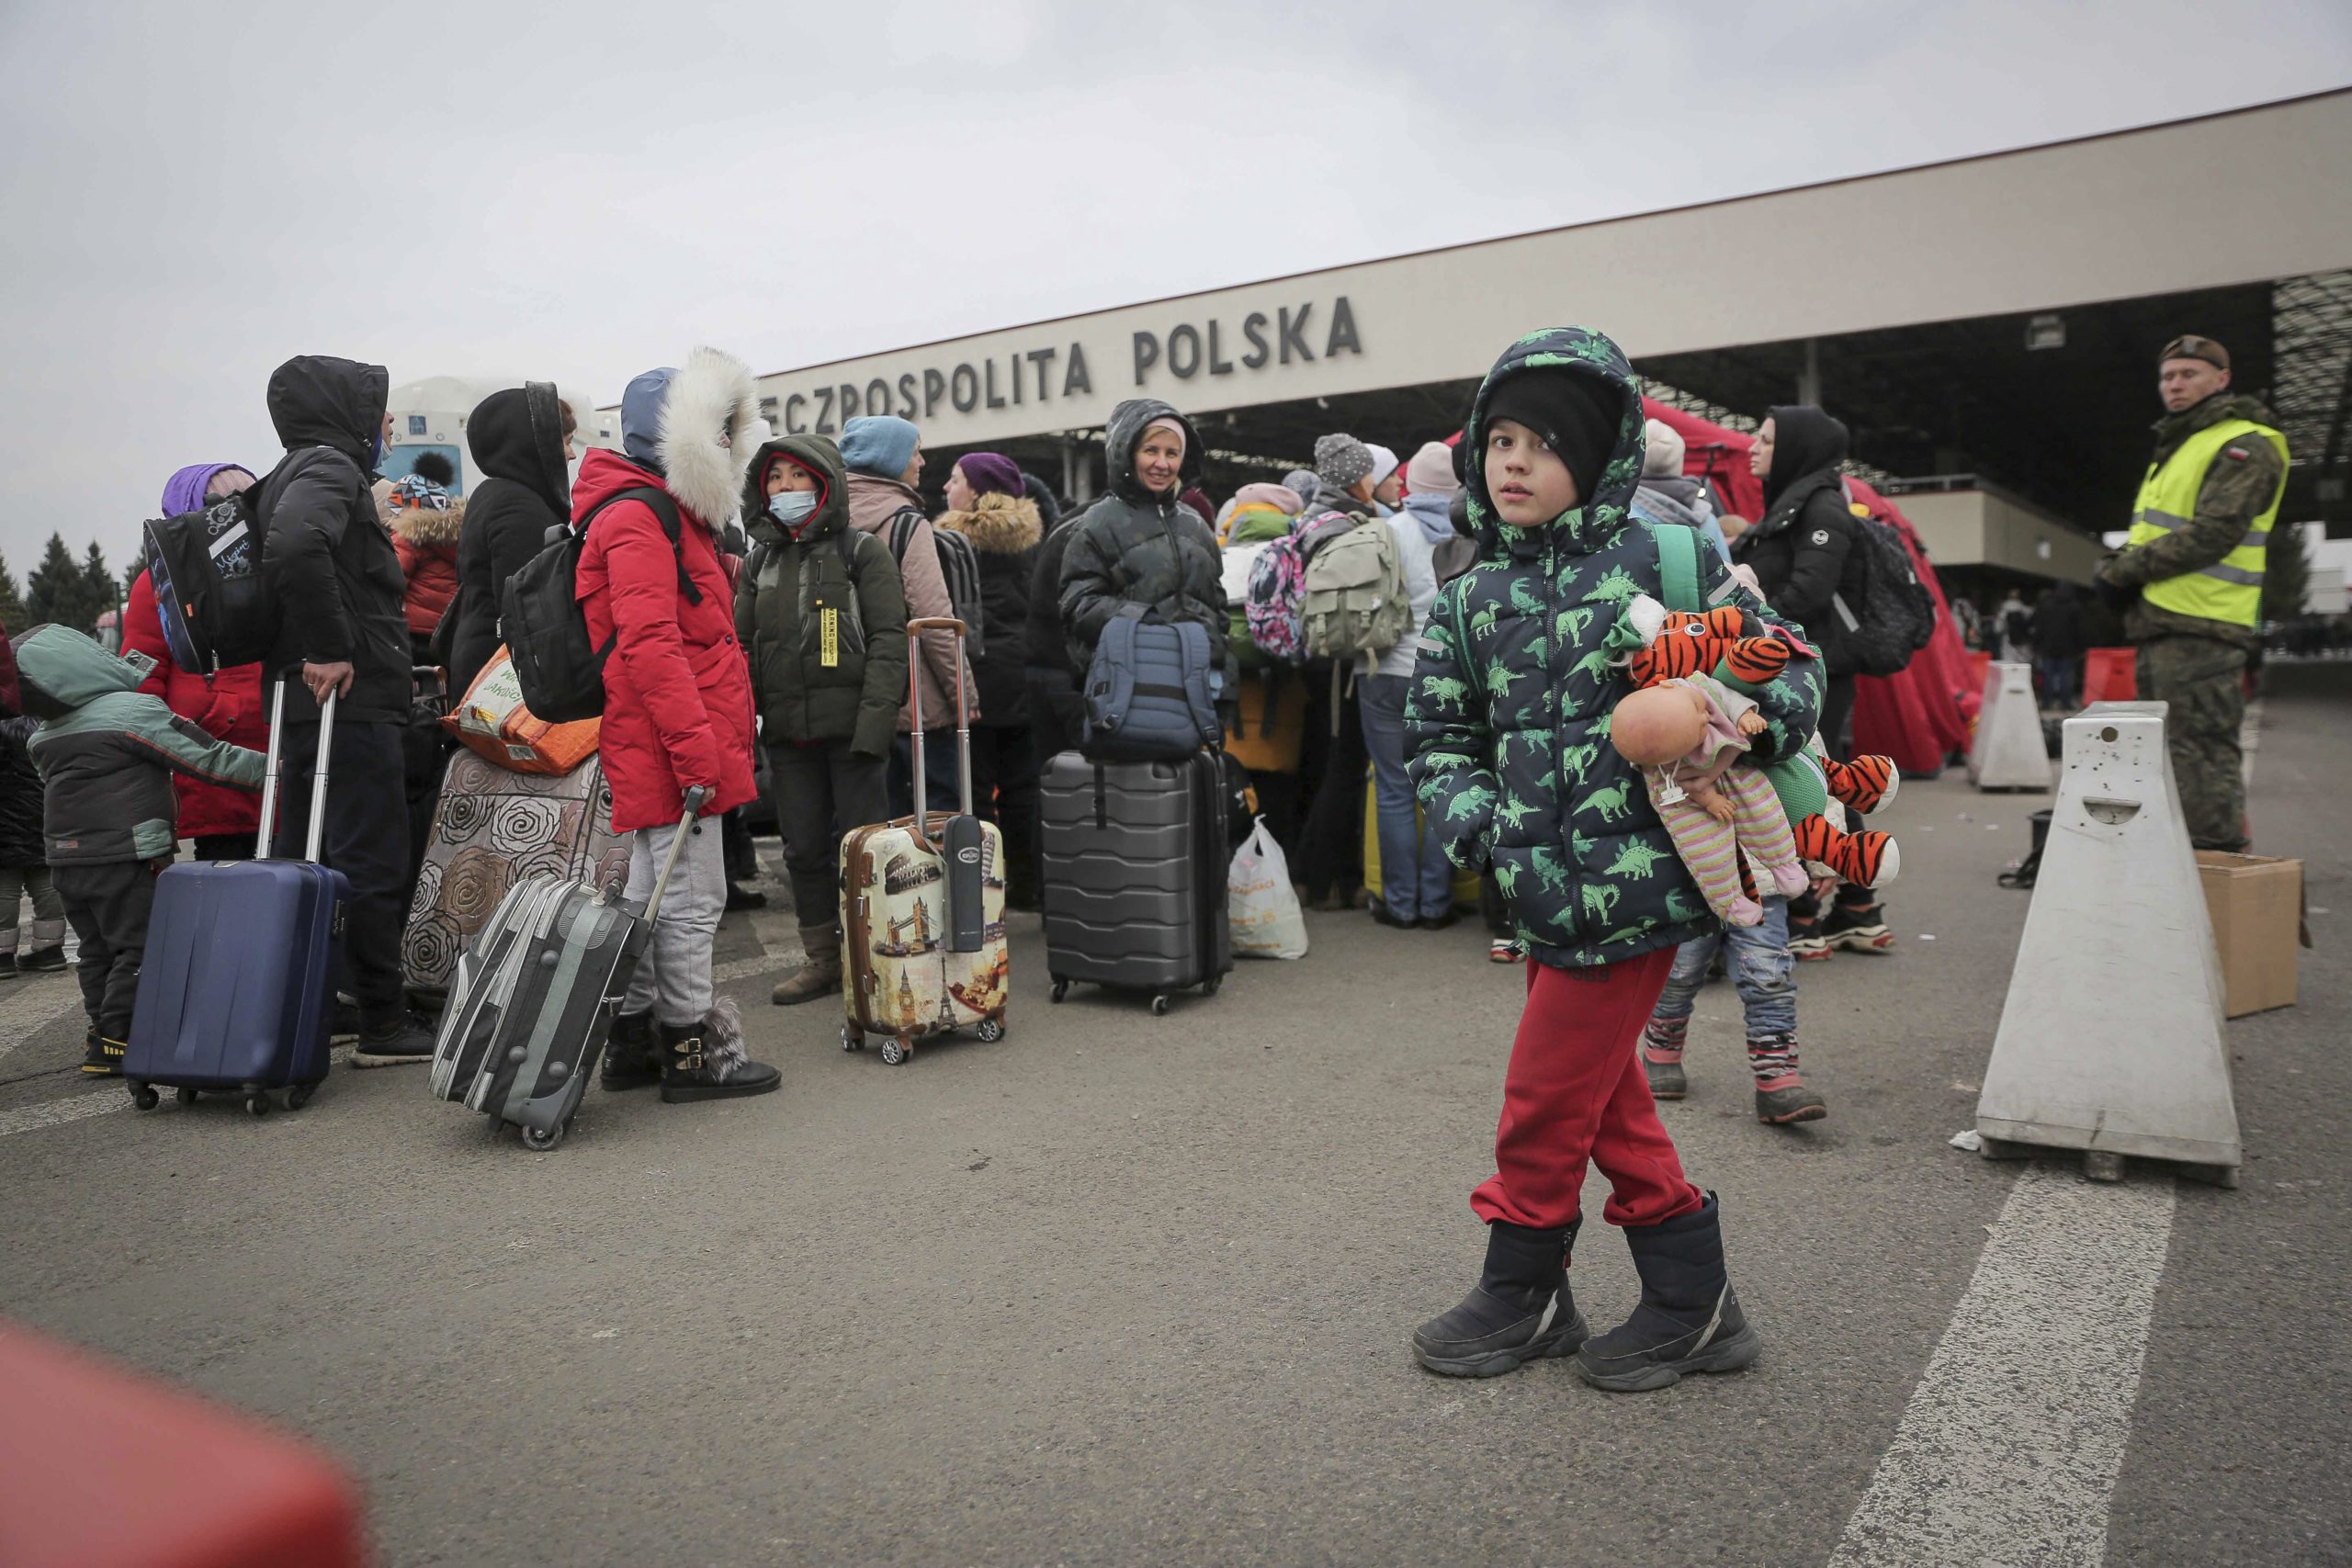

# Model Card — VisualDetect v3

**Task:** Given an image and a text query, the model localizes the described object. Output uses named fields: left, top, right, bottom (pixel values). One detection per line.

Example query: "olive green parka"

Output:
left=734, top=434, right=909, bottom=757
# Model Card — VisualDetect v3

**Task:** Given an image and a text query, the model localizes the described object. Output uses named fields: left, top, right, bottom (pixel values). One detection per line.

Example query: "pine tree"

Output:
left=0, top=549, right=24, bottom=629
left=2262, top=518, right=2312, bottom=626
left=82, top=541, right=117, bottom=624
left=24, top=533, right=93, bottom=630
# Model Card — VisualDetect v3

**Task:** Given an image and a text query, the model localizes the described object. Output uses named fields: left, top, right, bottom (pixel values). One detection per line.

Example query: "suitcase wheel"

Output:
left=175, top=1087, right=198, bottom=1107
left=1149, top=994, right=1172, bottom=1018
left=1202, top=975, right=1223, bottom=998
left=976, top=1017, right=1005, bottom=1043
left=129, top=1083, right=159, bottom=1111
left=1050, top=977, right=1069, bottom=1004
left=878, top=1037, right=909, bottom=1066
left=521, top=1122, right=566, bottom=1153
left=287, top=1084, right=314, bottom=1111
left=842, top=1024, right=864, bottom=1053
left=243, top=1092, right=272, bottom=1118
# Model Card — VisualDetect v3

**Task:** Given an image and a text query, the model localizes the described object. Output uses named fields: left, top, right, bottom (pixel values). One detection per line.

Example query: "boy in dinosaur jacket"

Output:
left=1404, top=327, right=1823, bottom=1390
left=11, top=625, right=266, bottom=1075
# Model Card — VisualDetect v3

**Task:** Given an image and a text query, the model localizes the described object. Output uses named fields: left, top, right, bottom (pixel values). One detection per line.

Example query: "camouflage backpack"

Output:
left=1299, top=512, right=1411, bottom=665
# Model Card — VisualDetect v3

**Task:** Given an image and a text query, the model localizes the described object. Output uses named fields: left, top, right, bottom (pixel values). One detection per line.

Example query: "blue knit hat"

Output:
left=841, top=415, right=921, bottom=479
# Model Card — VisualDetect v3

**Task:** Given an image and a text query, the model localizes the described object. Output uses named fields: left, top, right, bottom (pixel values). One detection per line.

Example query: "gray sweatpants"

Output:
left=0, top=863, right=65, bottom=957
left=619, top=817, right=728, bottom=1028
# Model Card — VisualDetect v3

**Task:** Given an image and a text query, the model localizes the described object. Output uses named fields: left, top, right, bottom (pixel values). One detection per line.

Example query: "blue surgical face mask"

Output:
left=768, top=491, right=819, bottom=528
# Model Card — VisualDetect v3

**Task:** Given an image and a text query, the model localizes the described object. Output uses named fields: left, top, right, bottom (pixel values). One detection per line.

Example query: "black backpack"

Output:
left=1834, top=517, right=1938, bottom=678
left=888, top=507, right=985, bottom=649
left=141, top=489, right=278, bottom=673
left=500, top=486, right=702, bottom=723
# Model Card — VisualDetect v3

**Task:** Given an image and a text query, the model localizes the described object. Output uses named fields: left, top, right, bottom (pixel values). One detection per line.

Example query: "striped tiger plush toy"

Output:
left=1616, top=593, right=1903, bottom=887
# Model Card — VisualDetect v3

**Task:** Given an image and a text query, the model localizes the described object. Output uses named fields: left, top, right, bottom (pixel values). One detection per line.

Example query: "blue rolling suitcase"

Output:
left=123, top=683, right=351, bottom=1117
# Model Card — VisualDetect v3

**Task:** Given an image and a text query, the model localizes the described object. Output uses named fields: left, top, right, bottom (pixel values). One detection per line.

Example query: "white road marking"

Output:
left=1828, top=1163, right=2177, bottom=1567
left=0, top=976, right=85, bottom=1066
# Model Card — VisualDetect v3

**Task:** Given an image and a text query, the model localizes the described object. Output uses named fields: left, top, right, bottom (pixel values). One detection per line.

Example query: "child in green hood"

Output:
left=1404, top=327, right=1824, bottom=1392
left=10, top=625, right=266, bottom=1074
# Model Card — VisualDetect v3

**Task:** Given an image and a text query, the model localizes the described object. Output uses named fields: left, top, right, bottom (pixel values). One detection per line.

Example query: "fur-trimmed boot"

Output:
left=1641, top=1016, right=1689, bottom=1100
left=1575, top=1193, right=1761, bottom=1393
left=660, top=998, right=781, bottom=1104
left=1411, top=1218, right=1586, bottom=1378
left=771, top=923, right=842, bottom=1007
left=600, top=1010, right=661, bottom=1091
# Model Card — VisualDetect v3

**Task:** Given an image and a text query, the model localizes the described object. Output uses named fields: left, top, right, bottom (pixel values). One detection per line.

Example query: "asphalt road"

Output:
left=2, top=666, right=2346, bottom=1567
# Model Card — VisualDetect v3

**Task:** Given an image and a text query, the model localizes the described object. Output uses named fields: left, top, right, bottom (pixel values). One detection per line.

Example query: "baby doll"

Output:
left=1611, top=677, right=1810, bottom=927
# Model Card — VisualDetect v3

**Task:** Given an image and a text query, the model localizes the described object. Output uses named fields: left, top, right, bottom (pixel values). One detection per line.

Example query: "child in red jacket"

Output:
left=388, top=454, right=462, bottom=659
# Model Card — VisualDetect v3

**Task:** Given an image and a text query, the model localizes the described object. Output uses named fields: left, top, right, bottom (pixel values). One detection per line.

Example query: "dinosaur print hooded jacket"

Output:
left=1405, top=327, right=1824, bottom=968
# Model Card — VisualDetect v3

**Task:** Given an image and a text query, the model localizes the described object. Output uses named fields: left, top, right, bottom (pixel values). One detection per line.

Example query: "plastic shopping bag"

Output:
left=1228, top=817, right=1308, bottom=960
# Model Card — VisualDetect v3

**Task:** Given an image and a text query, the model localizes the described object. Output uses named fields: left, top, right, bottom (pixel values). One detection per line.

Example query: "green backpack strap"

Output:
left=1653, top=521, right=1702, bottom=615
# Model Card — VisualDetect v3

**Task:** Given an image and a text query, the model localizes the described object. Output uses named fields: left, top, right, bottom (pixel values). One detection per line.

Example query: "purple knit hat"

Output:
left=160, top=462, right=254, bottom=515
left=956, top=452, right=1024, bottom=500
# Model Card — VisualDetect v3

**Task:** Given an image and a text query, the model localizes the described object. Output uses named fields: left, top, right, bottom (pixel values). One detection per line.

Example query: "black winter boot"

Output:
left=1576, top=1193, right=1760, bottom=1393
left=659, top=1016, right=781, bottom=1104
left=600, top=1010, right=661, bottom=1091
left=1411, top=1218, right=1586, bottom=1378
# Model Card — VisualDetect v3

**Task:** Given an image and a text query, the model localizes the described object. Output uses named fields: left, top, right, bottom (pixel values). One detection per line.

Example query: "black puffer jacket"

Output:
left=1733, top=404, right=1864, bottom=676
left=255, top=355, right=409, bottom=724
left=1057, top=398, right=1228, bottom=682
left=0, top=716, right=44, bottom=866
left=936, top=492, right=1042, bottom=726
left=447, top=382, right=571, bottom=694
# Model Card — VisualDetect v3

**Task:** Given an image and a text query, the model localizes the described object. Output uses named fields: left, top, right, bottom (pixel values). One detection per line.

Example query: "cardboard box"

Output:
left=2196, top=852, right=2308, bottom=1018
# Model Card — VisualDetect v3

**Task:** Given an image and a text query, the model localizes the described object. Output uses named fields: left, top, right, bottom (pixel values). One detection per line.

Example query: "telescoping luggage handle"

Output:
left=635, top=785, right=711, bottom=926
left=903, top=615, right=973, bottom=855
left=253, top=680, right=338, bottom=863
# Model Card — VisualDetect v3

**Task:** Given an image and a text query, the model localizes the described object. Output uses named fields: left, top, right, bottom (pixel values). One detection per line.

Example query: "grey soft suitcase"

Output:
left=427, top=788, right=706, bottom=1150
left=1039, top=750, right=1232, bottom=1015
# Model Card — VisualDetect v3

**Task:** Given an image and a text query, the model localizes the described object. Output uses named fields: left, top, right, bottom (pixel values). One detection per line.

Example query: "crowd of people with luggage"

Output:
left=0, top=321, right=2278, bottom=1391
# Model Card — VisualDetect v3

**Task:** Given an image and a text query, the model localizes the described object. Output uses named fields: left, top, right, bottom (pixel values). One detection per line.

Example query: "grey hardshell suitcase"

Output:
left=1039, top=750, right=1232, bottom=1015
left=427, top=787, right=707, bottom=1150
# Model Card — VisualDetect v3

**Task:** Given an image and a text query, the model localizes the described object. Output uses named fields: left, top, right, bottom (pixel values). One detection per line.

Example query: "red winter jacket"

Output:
left=119, top=570, right=271, bottom=841
left=572, top=449, right=756, bottom=834
left=390, top=500, right=463, bottom=641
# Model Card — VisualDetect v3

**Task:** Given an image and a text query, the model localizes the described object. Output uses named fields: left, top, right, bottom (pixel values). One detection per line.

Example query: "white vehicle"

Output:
left=383, top=376, right=619, bottom=494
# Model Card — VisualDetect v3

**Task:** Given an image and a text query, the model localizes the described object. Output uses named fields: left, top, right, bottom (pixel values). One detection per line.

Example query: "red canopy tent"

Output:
left=1640, top=399, right=1971, bottom=774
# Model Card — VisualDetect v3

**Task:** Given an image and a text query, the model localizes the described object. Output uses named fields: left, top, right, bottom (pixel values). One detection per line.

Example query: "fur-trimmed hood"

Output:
left=617, top=345, right=760, bottom=526
left=934, top=493, right=1042, bottom=556
left=387, top=494, right=465, bottom=547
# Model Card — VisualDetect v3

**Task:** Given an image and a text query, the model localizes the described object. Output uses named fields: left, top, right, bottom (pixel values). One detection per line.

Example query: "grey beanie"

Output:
left=1314, top=434, right=1373, bottom=491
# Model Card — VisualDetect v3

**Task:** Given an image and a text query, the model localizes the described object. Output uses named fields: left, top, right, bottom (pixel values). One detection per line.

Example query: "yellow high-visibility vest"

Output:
left=2124, top=418, right=2287, bottom=628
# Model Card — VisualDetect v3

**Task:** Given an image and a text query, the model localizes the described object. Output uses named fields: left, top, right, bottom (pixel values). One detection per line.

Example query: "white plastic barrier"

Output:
left=1976, top=702, right=2239, bottom=1182
left=1969, top=660, right=2052, bottom=791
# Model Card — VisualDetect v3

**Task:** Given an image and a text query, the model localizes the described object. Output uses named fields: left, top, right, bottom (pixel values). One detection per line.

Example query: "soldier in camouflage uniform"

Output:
left=1402, top=327, right=1823, bottom=1392
left=2097, top=336, right=2288, bottom=852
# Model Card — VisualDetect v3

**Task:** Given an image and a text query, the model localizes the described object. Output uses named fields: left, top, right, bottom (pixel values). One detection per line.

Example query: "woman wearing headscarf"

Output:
left=1731, top=404, right=1889, bottom=958
left=935, top=453, right=1045, bottom=908
left=119, top=463, right=269, bottom=862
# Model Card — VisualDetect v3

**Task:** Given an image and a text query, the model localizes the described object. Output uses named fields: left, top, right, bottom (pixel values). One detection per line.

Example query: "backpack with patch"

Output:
left=1299, top=512, right=1411, bottom=664
left=500, top=485, right=702, bottom=723
left=141, top=487, right=277, bottom=672
left=888, top=507, right=985, bottom=649
left=1244, top=532, right=1309, bottom=666
left=1832, top=515, right=1938, bottom=678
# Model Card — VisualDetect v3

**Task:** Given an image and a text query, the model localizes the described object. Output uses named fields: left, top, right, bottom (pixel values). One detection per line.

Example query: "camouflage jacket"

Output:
left=1405, top=328, right=1825, bottom=969
left=2104, top=393, right=2284, bottom=649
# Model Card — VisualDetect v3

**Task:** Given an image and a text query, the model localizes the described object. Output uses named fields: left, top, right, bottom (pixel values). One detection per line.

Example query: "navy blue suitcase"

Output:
left=123, top=683, right=350, bottom=1117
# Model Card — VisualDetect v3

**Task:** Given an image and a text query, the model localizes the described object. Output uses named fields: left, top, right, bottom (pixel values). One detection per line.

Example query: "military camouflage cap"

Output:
left=2159, top=334, right=2229, bottom=371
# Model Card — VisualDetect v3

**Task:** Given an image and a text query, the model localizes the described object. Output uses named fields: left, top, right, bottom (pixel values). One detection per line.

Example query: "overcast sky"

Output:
left=1, top=0, right=2346, bottom=575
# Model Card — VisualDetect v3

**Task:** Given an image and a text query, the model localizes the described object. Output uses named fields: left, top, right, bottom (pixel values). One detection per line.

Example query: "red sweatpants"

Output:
left=1470, top=948, right=1705, bottom=1231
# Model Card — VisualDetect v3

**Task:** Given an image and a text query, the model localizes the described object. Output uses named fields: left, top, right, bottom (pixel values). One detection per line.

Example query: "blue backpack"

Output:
left=1081, top=615, right=1218, bottom=761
